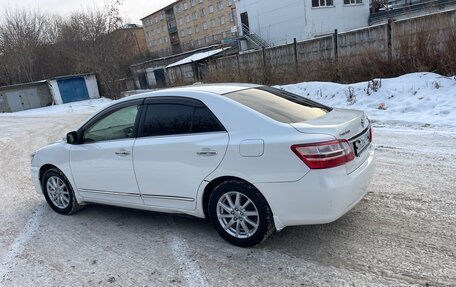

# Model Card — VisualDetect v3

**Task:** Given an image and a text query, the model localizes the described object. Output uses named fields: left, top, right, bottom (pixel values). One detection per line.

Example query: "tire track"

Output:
left=166, top=217, right=209, bottom=287
left=0, top=204, right=44, bottom=287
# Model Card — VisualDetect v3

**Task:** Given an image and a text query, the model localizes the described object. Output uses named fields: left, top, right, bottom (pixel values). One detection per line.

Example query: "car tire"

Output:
left=208, top=180, right=275, bottom=247
left=41, top=168, right=81, bottom=215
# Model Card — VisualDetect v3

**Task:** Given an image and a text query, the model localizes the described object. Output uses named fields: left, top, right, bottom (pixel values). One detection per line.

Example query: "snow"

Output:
left=166, top=47, right=230, bottom=68
left=280, top=72, right=456, bottom=130
left=0, top=98, right=112, bottom=117
left=0, top=72, right=455, bottom=286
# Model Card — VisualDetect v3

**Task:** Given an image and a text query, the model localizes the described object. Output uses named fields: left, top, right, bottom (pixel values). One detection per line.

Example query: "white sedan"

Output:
left=31, top=84, right=375, bottom=247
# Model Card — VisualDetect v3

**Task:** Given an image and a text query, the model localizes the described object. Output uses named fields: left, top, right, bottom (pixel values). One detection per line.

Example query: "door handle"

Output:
left=115, top=150, right=131, bottom=156
left=197, top=149, right=217, bottom=156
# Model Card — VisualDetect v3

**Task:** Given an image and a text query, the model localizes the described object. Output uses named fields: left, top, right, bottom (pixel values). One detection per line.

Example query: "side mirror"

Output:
left=66, top=131, right=79, bottom=145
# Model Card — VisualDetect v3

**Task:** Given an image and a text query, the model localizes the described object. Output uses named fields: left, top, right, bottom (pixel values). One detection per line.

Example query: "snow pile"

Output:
left=280, top=73, right=456, bottom=129
left=0, top=98, right=112, bottom=117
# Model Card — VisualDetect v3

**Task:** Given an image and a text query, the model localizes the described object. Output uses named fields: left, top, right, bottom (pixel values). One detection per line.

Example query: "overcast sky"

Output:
left=0, top=0, right=176, bottom=24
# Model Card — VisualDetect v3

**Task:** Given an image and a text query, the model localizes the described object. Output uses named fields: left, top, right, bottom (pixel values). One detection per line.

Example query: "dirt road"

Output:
left=0, top=114, right=455, bottom=286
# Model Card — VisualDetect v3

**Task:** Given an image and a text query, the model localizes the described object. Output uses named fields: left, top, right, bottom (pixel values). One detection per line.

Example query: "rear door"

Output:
left=133, top=97, right=229, bottom=210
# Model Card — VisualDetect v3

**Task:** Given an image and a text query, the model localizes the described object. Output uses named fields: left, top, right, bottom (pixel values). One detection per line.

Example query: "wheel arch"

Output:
left=202, top=176, right=271, bottom=219
left=39, top=164, right=61, bottom=181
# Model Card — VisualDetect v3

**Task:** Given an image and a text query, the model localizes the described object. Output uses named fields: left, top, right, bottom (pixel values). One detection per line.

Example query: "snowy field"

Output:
left=0, top=73, right=455, bottom=286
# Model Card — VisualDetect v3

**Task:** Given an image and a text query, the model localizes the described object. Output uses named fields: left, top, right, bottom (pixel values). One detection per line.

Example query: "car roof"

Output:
left=117, top=83, right=262, bottom=103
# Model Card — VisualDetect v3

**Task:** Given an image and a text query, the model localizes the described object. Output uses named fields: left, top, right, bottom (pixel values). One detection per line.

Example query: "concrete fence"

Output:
left=200, top=9, right=454, bottom=84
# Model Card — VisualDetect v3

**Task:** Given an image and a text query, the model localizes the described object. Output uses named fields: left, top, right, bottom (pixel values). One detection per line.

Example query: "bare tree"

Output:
left=0, top=9, right=53, bottom=84
left=0, top=0, right=145, bottom=98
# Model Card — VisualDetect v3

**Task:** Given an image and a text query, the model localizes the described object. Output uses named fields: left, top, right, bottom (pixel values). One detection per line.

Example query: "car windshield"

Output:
left=223, top=87, right=331, bottom=123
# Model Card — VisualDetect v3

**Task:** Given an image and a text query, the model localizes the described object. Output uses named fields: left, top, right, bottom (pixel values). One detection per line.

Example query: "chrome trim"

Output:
left=141, top=194, right=195, bottom=202
left=79, top=188, right=141, bottom=197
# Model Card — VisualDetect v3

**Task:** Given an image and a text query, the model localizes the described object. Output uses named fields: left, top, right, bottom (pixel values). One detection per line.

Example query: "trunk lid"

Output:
left=290, top=108, right=371, bottom=174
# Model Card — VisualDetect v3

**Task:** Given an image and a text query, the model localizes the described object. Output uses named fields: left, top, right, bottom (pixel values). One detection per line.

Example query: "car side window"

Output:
left=193, top=107, right=224, bottom=133
left=143, top=104, right=193, bottom=137
left=142, top=103, right=224, bottom=137
left=83, top=105, right=140, bottom=142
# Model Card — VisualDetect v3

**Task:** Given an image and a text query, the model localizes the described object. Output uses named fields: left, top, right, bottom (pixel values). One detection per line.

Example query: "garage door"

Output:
left=57, top=77, right=90, bottom=103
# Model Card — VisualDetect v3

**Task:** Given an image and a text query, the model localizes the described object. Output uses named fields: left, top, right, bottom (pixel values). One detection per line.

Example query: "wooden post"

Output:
left=387, top=19, right=393, bottom=63
left=293, top=37, right=299, bottom=77
left=262, top=47, right=267, bottom=83
left=236, top=54, right=241, bottom=78
left=333, top=29, right=339, bottom=81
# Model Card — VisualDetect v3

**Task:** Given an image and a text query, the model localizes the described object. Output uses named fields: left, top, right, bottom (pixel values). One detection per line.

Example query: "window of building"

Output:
left=165, top=36, right=169, bottom=43
left=209, top=5, right=214, bottom=13
left=199, top=0, right=203, bottom=3
left=210, top=18, right=216, bottom=27
left=181, top=29, right=186, bottom=36
left=197, top=38, right=201, bottom=45
left=184, top=2, right=188, bottom=10
left=205, top=35, right=209, bottom=43
left=175, top=4, right=180, bottom=13
left=179, top=18, right=183, bottom=25
left=187, top=27, right=192, bottom=35
left=162, top=25, right=166, bottom=32
left=227, top=0, right=233, bottom=6
left=191, top=0, right=196, bottom=6
left=218, top=1, right=223, bottom=10
left=201, top=8, right=206, bottom=16
left=160, top=14, right=164, bottom=20
left=213, top=34, right=218, bottom=41
left=192, top=11, right=197, bottom=20
left=220, top=16, right=225, bottom=25
left=312, top=0, right=334, bottom=7
left=344, top=0, right=362, bottom=4
left=194, top=24, right=199, bottom=33
left=229, top=12, right=234, bottom=22
left=186, top=15, right=190, bottom=23
left=155, top=17, right=159, bottom=23
left=202, top=22, right=208, bottom=30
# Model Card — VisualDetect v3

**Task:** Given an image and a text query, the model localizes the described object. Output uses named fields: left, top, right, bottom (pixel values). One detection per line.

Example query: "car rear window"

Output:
left=223, top=87, right=331, bottom=123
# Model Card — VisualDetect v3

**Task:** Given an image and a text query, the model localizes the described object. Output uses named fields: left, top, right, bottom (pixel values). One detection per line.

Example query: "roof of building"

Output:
left=0, top=73, right=94, bottom=91
left=166, top=47, right=231, bottom=68
left=140, top=1, right=177, bottom=21
left=0, top=80, right=47, bottom=91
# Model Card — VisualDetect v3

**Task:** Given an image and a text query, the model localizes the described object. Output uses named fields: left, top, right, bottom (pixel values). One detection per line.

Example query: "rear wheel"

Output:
left=208, top=180, right=274, bottom=247
left=41, top=168, right=81, bottom=215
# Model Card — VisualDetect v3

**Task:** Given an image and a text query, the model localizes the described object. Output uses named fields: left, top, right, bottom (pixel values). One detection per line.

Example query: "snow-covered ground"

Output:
left=0, top=73, right=455, bottom=286
left=0, top=98, right=112, bottom=118
left=281, top=72, right=456, bottom=130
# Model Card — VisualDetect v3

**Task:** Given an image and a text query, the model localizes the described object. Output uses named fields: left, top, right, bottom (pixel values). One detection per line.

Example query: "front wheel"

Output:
left=208, top=180, right=274, bottom=247
left=41, top=168, right=81, bottom=215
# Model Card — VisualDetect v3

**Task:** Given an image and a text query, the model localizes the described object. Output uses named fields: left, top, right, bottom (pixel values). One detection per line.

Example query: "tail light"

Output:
left=291, top=140, right=355, bottom=169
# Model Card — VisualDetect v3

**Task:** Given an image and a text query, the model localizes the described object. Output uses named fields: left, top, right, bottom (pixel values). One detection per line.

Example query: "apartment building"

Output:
left=236, top=0, right=370, bottom=49
left=141, top=0, right=237, bottom=57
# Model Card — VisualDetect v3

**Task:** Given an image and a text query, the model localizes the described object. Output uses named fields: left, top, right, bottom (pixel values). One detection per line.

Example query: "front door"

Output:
left=133, top=99, right=229, bottom=210
left=70, top=102, right=143, bottom=204
left=240, top=12, right=249, bottom=34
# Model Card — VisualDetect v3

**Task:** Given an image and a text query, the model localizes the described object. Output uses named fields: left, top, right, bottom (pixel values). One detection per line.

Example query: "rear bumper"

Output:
left=257, top=146, right=375, bottom=230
